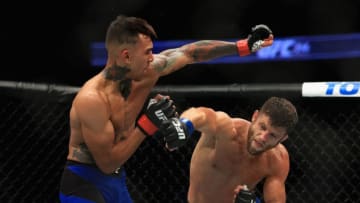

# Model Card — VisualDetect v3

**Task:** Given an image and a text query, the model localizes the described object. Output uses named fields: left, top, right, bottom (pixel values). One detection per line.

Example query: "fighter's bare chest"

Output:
left=107, top=93, right=150, bottom=133
left=211, top=148, right=267, bottom=186
left=108, top=98, right=145, bottom=131
left=230, top=156, right=268, bottom=188
left=109, top=104, right=131, bottom=128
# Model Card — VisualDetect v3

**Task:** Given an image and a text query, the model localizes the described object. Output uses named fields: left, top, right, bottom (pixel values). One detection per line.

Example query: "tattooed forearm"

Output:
left=184, top=40, right=238, bottom=62
left=152, top=40, right=238, bottom=74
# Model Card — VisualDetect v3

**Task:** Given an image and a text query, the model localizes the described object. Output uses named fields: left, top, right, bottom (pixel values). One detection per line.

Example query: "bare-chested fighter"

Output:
left=59, top=14, right=274, bottom=203
left=160, top=97, right=298, bottom=203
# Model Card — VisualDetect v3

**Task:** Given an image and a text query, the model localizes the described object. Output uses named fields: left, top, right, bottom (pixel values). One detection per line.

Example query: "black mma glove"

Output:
left=235, top=187, right=257, bottom=203
left=160, top=117, right=194, bottom=150
left=237, top=24, right=273, bottom=56
left=136, top=97, right=176, bottom=136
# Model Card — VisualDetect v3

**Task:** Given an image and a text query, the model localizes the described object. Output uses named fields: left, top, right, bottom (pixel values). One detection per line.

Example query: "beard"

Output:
left=247, top=126, right=257, bottom=155
left=247, top=126, right=267, bottom=155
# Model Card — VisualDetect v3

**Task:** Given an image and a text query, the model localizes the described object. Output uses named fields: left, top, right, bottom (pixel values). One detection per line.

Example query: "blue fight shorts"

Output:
left=59, top=160, right=132, bottom=203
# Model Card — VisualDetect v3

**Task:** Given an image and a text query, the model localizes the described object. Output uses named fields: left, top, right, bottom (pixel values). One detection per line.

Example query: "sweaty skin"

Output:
left=66, top=34, right=241, bottom=174
left=182, top=107, right=290, bottom=203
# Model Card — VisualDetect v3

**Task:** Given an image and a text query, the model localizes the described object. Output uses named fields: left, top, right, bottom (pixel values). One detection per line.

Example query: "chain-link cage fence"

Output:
left=0, top=81, right=359, bottom=203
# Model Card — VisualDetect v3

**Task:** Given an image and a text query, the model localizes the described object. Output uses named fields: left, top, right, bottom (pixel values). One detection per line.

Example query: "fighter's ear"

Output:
left=251, top=110, right=259, bottom=122
left=120, top=49, right=130, bottom=62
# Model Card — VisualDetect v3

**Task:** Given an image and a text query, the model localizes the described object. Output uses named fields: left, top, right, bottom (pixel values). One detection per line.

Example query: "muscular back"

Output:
left=187, top=109, right=289, bottom=203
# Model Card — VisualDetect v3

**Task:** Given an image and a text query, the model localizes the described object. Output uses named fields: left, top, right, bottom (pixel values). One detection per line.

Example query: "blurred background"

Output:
left=1, top=0, right=360, bottom=86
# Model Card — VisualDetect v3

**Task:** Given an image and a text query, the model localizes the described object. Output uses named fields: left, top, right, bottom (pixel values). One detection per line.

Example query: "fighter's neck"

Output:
left=103, top=65, right=130, bottom=81
left=102, top=66, right=132, bottom=100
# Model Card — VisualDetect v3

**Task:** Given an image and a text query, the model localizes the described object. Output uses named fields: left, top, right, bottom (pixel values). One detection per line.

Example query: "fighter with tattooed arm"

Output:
left=59, top=14, right=273, bottom=203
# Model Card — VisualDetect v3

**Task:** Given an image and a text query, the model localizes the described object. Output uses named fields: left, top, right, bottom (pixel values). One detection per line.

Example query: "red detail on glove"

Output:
left=137, top=114, right=158, bottom=136
left=236, top=39, right=251, bottom=56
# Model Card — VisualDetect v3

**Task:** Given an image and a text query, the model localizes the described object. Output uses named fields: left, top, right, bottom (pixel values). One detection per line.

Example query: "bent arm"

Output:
left=75, top=93, right=146, bottom=174
left=263, top=176, right=287, bottom=203
left=262, top=147, right=290, bottom=203
left=152, top=40, right=238, bottom=76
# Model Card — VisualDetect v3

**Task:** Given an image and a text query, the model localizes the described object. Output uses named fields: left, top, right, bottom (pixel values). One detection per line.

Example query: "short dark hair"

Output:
left=105, top=15, right=157, bottom=48
left=260, top=97, right=298, bottom=132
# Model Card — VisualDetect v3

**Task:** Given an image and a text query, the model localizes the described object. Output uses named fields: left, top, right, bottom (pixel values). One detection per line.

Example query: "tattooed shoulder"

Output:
left=152, top=54, right=168, bottom=73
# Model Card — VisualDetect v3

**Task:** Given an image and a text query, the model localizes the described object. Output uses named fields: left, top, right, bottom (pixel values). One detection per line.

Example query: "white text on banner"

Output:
left=302, top=82, right=360, bottom=97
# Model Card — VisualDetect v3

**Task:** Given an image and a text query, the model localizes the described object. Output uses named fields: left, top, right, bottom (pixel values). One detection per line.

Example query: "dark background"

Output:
left=1, top=0, right=360, bottom=86
left=1, top=2, right=360, bottom=202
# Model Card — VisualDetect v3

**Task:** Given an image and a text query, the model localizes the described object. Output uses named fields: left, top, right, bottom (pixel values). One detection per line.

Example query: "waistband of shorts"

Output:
left=66, top=159, right=123, bottom=176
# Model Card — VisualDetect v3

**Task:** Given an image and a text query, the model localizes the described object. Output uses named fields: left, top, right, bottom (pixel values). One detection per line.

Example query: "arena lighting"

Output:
left=90, top=33, right=360, bottom=66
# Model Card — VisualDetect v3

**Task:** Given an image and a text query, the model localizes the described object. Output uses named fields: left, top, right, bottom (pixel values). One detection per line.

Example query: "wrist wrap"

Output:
left=180, top=118, right=194, bottom=136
